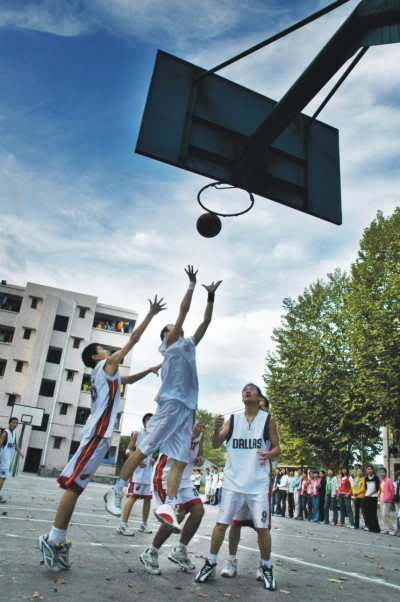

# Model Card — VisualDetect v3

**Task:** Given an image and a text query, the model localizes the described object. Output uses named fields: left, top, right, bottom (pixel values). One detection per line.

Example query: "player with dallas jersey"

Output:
left=196, top=383, right=280, bottom=591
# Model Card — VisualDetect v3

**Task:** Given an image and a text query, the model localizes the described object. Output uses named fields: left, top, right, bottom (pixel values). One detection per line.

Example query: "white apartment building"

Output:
left=0, top=280, right=138, bottom=477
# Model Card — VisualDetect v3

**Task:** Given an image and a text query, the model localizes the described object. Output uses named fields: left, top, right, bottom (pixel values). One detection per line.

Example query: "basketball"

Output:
left=196, top=213, right=222, bottom=238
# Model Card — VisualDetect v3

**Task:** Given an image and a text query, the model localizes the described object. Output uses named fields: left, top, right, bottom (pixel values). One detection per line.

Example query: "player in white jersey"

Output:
left=106, top=266, right=222, bottom=532
left=38, top=295, right=166, bottom=573
left=0, top=417, right=24, bottom=502
left=140, top=420, right=205, bottom=575
left=117, top=413, right=155, bottom=536
left=196, top=384, right=280, bottom=592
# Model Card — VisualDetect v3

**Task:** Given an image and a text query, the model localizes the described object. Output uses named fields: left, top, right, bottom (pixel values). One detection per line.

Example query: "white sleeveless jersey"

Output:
left=80, top=359, right=121, bottom=441
left=153, top=429, right=203, bottom=492
left=131, top=430, right=153, bottom=485
left=0, top=429, right=16, bottom=468
left=155, top=336, right=199, bottom=409
left=223, top=411, right=271, bottom=494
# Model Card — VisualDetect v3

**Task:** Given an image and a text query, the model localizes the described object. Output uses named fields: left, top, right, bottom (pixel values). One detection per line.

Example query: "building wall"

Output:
left=0, top=280, right=138, bottom=477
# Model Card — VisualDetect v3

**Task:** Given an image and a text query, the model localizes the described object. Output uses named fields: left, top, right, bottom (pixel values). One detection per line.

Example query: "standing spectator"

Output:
left=312, top=470, right=321, bottom=523
left=352, top=467, right=366, bottom=529
left=379, top=467, right=396, bottom=535
left=215, top=465, right=224, bottom=505
left=271, top=468, right=281, bottom=516
left=298, top=470, right=309, bottom=520
left=194, top=469, right=202, bottom=493
left=292, top=468, right=302, bottom=519
left=210, top=466, right=219, bottom=505
left=306, top=471, right=314, bottom=521
left=117, top=320, right=124, bottom=333
left=338, top=467, right=355, bottom=528
left=287, top=470, right=295, bottom=518
left=204, top=468, right=212, bottom=504
left=317, top=470, right=326, bottom=523
left=278, top=468, right=289, bottom=517
left=394, top=470, right=400, bottom=534
left=324, top=468, right=339, bottom=525
left=363, top=465, right=380, bottom=533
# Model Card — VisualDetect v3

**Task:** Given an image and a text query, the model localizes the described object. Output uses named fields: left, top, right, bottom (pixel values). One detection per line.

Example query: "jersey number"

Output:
left=261, top=511, right=268, bottom=523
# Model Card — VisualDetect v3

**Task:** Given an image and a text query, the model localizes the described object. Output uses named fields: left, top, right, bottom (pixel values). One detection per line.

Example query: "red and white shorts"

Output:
left=153, top=483, right=202, bottom=514
left=218, top=489, right=271, bottom=529
left=57, top=435, right=109, bottom=495
left=127, top=481, right=152, bottom=500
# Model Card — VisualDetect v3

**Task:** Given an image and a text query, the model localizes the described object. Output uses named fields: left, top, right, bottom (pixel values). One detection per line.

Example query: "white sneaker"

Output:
left=389, top=531, right=396, bottom=536
left=138, top=523, right=152, bottom=534
left=140, top=548, right=161, bottom=575
left=39, top=535, right=62, bottom=572
left=154, top=503, right=181, bottom=533
left=256, top=562, right=263, bottom=582
left=104, top=488, right=123, bottom=516
left=117, top=524, right=135, bottom=536
left=221, top=558, right=237, bottom=578
left=168, top=547, right=196, bottom=571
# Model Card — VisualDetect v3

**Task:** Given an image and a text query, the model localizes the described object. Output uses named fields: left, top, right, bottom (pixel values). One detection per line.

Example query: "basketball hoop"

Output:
left=197, top=182, right=254, bottom=217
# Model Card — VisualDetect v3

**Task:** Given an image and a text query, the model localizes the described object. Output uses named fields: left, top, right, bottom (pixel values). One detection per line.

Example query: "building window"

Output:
left=46, top=346, right=63, bottom=364
left=53, top=315, right=69, bottom=332
left=114, top=413, right=121, bottom=431
left=66, top=369, right=76, bottom=382
left=102, top=446, right=117, bottom=465
left=15, top=360, right=24, bottom=373
left=7, top=393, right=17, bottom=406
left=59, top=403, right=69, bottom=416
left=78, top=307, right=88, bottom=319
left=69, top=440, right=80, bottom=459
left=23, top=328, right=33, bottom=340
left=0, top=358, right=6, bottom=377
left=30, top=297, right=39, bottom=309
left=81, top=374, right=91, bottom=392
left=0, top=293, right=23, bottom=313
left=32, top=413, right=49, bottom=432
left=0, top=325, right=15, bottom=343
left=75, top=407, right=91, bottom=425
left=72, top=337, right=83, bottom=349
left=53, top=436, right=63, bottom=449
left=39, top=379, right=56, bottom=397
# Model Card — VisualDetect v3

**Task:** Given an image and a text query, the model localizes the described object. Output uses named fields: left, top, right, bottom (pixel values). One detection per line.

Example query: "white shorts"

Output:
left=218, top=489, right=271, bottom=529
left=58, top=435, right=110, bottom=495
left=139, top=399, right=193, bottom=463
left=0, top=465, right=10, bottom=479
left=127, top=482, right=152, bottom=500
left=153, top=484, right=202, bottom=513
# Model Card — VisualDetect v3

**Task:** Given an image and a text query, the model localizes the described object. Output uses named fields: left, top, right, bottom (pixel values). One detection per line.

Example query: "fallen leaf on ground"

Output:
left=28, top=528, right=36, bottom=532
left=32, top=593, right=44, bottom=600
left=128, top=584, right=145, bottom=593
left=365, top=555, right=374, bottom=559
left=55, top=577, right=67, bottom=584
left=127, top=568, right=134, bottom=573
left=290, top=568, right=298, bottom=572
left=26, top=515, right=33, bottom=518
left=224, top=595, right=233, bottom=598
left=279, top=589, right=291, bottom=594
left=377, top=563, right=384, bottom=569
left=376, top=573, right=383, bottom=577
left=319, top=554, right=325, bottom=557
left=328, top=578, right=347, bottom=583
left=198, top=594, right=209, bottom=598
left=124, top=550, right=130, bottom=554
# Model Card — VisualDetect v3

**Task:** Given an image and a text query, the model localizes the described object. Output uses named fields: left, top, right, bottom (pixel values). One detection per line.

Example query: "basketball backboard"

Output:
left=10, top=404, right=44, bottom=427
left=136, top=50, right=342, bottom=225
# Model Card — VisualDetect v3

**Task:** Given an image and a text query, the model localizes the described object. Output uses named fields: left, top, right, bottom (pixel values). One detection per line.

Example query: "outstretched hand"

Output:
left=185, top=265, right=198, bottom=283
left=148, top=295, right=167, bottom=315
left=202, top=280, right=222, bottom=294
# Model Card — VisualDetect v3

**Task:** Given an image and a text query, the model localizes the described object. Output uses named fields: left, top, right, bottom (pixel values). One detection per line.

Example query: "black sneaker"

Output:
left=260, top=564, right=277, bottom=591
left=195, top=559, right=217, bottom=583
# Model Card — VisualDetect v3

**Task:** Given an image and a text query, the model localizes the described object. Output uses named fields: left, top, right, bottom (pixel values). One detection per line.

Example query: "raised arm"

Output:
left=121, top=364, right=162, bottom=385
left=212, top=415, right=231, bottom=449
left=105, top=296, right=166, bottom=376
left=126, top=432, right=139, bottom=454
left=166, top=266, right=197, bottom=347
left=193, top=280, right=222, bottom=346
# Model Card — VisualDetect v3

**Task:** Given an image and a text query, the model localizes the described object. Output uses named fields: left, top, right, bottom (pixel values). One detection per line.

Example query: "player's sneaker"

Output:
left=256, top=562, right=263, bottom=582
left=117, top=524, right=135, bottom=536
left=57, top=541, right=72, bottom=569
left=138, top=523, right=152, bottom=534
left=221, top=558, right=237, bottom=578
left=195, top=559, right=217, bottom=583
left=168, top=546, right=196, bottom=571
left=154, top=503, right=181, bottom=533
left=39, top=535, right=62, bottom=572
left=140, top=548, right=161, bottom=575
left=104, top=488, right=123, bottom=516
left=260, top=564, right=277, bottom=591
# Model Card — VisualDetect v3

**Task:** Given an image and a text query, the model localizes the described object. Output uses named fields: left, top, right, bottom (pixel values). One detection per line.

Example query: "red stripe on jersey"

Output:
left=153, top=454, right=168, bottom=503
left=61, top=435, right=102, bottom=490
left=95, top=379, right=118, bottom=437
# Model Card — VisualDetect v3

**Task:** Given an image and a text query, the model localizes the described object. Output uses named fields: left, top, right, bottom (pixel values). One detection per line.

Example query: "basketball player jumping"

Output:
left=195, top=384, right=280, bottom=591
left=38, top=295, right=166, bottom=572
left=105, top=266, right=222, bottom=532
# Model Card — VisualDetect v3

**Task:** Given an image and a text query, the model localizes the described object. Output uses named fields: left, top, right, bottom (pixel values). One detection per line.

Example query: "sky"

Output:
left=1, top=0, right=399, bottom=435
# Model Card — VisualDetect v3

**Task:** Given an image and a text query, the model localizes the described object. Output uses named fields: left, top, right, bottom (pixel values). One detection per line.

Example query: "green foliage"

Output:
left=197, top=408, right=227, bottom=465
left=116, top=435, right=131, bottom=474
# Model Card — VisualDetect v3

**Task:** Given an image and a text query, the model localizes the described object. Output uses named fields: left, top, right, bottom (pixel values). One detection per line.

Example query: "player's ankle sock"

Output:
left=166, top=495, right=177, bottom=507
left=261, top=559, right=272, bottom=568
left=229, top=555, right=236, bottom=561
left=121, top=521, right=129, bottom=528
left=149, top=545, right=159, bottom=554
left=208, top=553, right=217, bottom=564
left=114, top=479, right=127, bottom=493
left=176, top=543, right=186, bottom=552
left=48, top=526, right=67, bottom=546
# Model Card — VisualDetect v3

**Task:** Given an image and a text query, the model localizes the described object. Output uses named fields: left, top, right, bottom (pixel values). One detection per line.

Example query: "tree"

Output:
left=264, top=270, right=381, bottom=468
left=116, top=434, right=131, bottom=474
left=197, top=408, right=227, bottom=465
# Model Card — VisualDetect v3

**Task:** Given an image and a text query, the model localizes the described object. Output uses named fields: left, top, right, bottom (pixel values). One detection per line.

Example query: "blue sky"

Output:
left=1, top=0, right=399, bottom=434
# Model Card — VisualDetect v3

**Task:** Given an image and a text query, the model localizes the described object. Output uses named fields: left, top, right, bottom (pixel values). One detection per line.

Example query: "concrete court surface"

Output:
left=0, top=474, right=399, bottom=602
